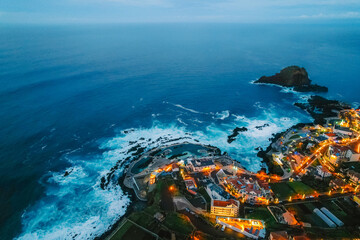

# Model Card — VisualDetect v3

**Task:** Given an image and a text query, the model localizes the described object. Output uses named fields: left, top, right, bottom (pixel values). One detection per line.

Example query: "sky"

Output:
left=0, top=0, right=360, bottom=24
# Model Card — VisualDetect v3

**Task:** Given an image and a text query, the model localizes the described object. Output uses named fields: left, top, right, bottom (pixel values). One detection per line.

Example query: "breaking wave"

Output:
left=213, top=110, right=230, bottom=120
left=17, top=101, right=304, bottom=240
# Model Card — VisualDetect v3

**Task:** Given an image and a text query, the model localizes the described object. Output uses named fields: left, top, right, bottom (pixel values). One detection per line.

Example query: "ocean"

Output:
left=0, top=23, right=359, bottom=239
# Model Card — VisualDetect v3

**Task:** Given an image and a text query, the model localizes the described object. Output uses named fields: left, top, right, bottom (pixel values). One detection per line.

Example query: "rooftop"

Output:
left=207, top=183, right=230, bottom=199
left=269, top=231, right=288, bottom=240
left=190, top=158, right=215, bottom=167
left=213, top=199, right=239, bottom=208
left=330, top=145, right=351, bottom=155
left=334, top=125, right=352, bottom=132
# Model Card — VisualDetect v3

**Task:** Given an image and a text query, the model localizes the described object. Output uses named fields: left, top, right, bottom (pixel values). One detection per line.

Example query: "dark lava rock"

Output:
left=227, top=127, right=248, bottom=143
left=255, top=123, right=269, bottom=130
left=255, top=66, right=328, bottom=92
left=295, top=95, right=351, bottom=124
left=63, top=168, right=73, bottom=177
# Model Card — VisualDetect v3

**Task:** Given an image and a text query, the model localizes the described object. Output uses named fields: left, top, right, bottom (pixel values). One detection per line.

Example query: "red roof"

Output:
left=293, top=236, right=310, bottom=240
left=213, top=199, right=239, bottom=207
left=187, top=189, right=197, bottom=195
left=325, top=133, right=336, bottom=137
left=331, top=146, right=351, bottom=155
left=228, top=177, right=266, bottom=195
left=270, top=231, right=288, bottom=240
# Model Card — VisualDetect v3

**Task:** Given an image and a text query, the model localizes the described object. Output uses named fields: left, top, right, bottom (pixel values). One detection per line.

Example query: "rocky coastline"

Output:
left=100, top=66, right=355, bottom=239
left=294, top=95, right=351, bottom=124
left=254, top=66, right=355, bottom=175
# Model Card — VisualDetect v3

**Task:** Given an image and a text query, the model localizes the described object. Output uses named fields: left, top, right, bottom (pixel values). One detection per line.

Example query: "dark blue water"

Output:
left=0, top=23, right=359, bottom=239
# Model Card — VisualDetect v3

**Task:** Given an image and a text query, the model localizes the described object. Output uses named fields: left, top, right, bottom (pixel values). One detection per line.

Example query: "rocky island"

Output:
left=255, top=66, right=328, bottom=92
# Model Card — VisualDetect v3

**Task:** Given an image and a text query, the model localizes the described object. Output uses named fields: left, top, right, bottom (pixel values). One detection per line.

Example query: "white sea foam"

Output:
left=17, top=145, right=132, bottom=240
left=232, top=114, right=246, bottom=121
left=213, top=110, right=230, bottom=120
left=252, top=81, right=312, bottom=104
left=177, top=118, right=188, bottom=126
left=151, top=113, right=161, bottom=118
left=164, top=101, right=202, bottom=114
left=17, top=107, right=301, bottom=240
left=279, top=86, right=296, bottom=94
left=192, top=119, right=204, bottom=124
left=253, top=102, right=264, bottom=109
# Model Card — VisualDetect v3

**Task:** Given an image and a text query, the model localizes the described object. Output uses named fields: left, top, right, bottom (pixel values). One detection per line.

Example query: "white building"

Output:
left=187, top=158, right=215, bottom=172
left=206, top=183, right=229, bottom=201
left=345, top=149, right=360, bottom=162
left=333, top=125, right=353, bottom=136
left=316, top=165, right=332, bottom=178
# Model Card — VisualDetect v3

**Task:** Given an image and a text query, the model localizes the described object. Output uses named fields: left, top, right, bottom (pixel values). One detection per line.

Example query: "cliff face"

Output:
left=255, top=66, right=328, bottom=92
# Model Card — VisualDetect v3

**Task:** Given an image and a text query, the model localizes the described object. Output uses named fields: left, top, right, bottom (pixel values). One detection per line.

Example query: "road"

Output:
left=173, top=196, right=204, bottom=214
left=294, top=134, right=360, bottom=175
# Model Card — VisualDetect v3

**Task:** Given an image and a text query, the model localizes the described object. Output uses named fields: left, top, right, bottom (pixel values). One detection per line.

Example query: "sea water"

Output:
left=0, top=23, right=359, bottom=239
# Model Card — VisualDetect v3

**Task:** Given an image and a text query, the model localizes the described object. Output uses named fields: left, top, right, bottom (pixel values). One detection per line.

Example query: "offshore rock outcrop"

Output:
left=227, top=127, right=248, bottom=143
left=255, top=66, right=328, bottom=92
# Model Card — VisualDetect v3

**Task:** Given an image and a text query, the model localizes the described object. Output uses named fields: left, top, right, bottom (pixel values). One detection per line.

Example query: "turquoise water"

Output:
left=0, top=23, right=359, bottom=239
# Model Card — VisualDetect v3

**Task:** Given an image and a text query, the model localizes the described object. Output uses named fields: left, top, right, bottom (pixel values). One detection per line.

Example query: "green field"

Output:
left=270, top=182, right=295, bottom=199
left=163, top=212, right=194, bottom=234
left=270, top=181, right=315, bottom=200
left=110, top=221, right=133, bottom=240
left=197, top=187, right=211, bottom=211
left=245, top=207, right=277, bottom=228
left=288, top=182, right=315, bottom=195
left=110, top=175, right=194, bottom=240
left=306, top=228, right=357, bottom=239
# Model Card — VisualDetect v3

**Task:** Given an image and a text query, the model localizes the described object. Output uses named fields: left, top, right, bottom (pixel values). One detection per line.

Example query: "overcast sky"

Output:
left=1, top=0, right=360, bottom=24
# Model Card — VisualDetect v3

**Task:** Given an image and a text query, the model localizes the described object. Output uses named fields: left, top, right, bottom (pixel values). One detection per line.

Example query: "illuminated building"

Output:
left=184, top=177, right=197, bottom=190
left=333, top=125, right=353, bottom=136
left=328, top=146, right=351, bottom=165
left=187, top=157, right=215, bottom=172
left=282, top=211, right=298, bottom=226
left=211, top=199, right=240, bottom=217
left=330, top=178, right=346, bottom=190
left=225, top=176, right=272, bottom=203
left=347, top=170, right=360, bottom=184
left=316, top=165, right=332, bottom=178
left=216, top=217, right=266, bottom=239
left=215, top=169, right=228, bottom=183
left=353, top=195, right=360, bottom=206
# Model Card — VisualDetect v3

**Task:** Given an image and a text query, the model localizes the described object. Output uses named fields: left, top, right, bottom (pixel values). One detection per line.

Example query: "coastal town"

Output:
left=106, top=107, right=360, bottom=240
